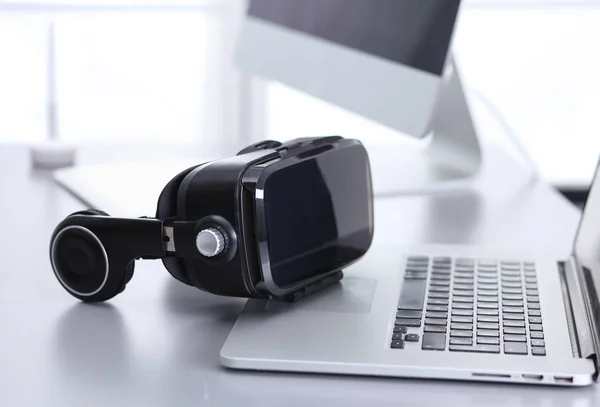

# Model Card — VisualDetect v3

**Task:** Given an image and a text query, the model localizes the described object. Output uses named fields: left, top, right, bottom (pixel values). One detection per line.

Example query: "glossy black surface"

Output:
left=262, top=144, right=373, bottom=287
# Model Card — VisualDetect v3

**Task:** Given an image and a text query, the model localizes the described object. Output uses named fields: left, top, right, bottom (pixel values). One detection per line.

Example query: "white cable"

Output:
left=469, top=88, right=541, bottom=180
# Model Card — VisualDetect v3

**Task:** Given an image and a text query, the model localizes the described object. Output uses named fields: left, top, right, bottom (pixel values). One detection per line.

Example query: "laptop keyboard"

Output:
left=390, top=256, right=546, bottom=356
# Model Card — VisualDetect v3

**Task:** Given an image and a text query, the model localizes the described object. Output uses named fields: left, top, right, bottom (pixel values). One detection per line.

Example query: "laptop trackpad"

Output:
left=265, top=277, right=376, bottom=314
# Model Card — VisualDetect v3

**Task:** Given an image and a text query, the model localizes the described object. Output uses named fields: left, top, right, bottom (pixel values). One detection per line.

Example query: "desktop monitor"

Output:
left=236, top=0, right=461, bottom=139
left=235, top=0, right=482, bottom=194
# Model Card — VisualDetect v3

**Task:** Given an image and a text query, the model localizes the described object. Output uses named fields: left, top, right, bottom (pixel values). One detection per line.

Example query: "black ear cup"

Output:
left=51, top=209, right=134, bottom=302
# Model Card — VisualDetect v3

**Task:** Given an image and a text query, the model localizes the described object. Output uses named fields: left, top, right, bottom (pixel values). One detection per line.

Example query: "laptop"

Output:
left=220, top=161, right=600, bottom=386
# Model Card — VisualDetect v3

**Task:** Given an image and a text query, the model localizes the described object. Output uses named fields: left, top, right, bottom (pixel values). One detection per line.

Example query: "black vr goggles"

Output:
left=49, top=136, right=374, bottom=303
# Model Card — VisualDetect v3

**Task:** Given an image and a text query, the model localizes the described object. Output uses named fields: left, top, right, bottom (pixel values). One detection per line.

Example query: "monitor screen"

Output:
left=248, top=0, right=461, bottom=76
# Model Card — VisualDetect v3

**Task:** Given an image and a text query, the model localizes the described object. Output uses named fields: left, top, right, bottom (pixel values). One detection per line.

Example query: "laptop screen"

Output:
left=248, top=0, right=461, bottom=76
left=573, top=158, right=600, bottom=342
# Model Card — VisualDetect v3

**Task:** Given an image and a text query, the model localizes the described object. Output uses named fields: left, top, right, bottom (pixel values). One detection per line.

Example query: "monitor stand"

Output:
left=365, top=59, right=482, bottom=196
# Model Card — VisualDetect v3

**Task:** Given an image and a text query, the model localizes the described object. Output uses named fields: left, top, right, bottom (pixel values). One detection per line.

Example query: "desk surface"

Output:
left=1, top=143, right=598, bottom=407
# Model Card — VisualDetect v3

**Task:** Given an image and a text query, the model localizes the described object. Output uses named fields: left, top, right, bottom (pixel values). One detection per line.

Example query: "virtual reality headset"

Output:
left=49, top=136, right=374, bottom=303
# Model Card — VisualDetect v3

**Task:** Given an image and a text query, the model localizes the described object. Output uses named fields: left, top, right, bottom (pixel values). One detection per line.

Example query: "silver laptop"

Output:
left=220, top=162, right=600, bottom=386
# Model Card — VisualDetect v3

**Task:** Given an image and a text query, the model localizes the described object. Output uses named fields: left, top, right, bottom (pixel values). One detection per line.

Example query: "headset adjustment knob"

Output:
left=195, top=228, right=225, bottom=258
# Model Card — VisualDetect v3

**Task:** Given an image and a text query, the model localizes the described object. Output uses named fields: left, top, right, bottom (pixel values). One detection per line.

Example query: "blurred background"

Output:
left=1, top=0, right=599, bottom=199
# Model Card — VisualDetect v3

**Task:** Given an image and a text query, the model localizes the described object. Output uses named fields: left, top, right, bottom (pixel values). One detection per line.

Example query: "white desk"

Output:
left=0, top=140, right=598, bottom=406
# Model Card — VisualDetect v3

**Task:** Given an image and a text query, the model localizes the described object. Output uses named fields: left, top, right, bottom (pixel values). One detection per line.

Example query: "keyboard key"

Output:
left=392, top=333, right=404, bottom=341
left=407, top=256, right=429, bottom=262
left=477, top=337, right=500, bottom=345
left=477, top=330, right=499, bottom=337
left=504, top=327, right=526, bottom=335
left=405, top=265, right=428, bottom=272
left=478, top=296, right=499, bottom=303
left=426, top=312, right=448, bottom=319
left=404, top=272, right=428, bottom=280
left=504, top=334, right=527, bottom=342
left=430, top=280, right=451, bottom=287
left=453, top=284, right=474, bottom=291
left=478, top=309, right=499, bottom=316
left=532, top=347, right=546, bottom=356
left=425, top=319, right=447, bottom=326
left=391, top=340, right=405, bottom=349
left=501, top=276, right=521, bottom=283
left=527, top=296, right=540, bottom=303
left=452, top=309, right=473, bottom=316
left=450, top=345, right=500, bottom=354
left=528, top=303, right=541, bottom=310
left=525, top=277, right=537, bottom=284
left=529, top=324, right=543, bottom=331
left=429, top=286, right=450, bottom=293
left=397, top=310, right=422, bottom=319
left=424, top=325, right=447, bottom=333
left=478, top=303, right=499, bottom=309
left=394, top=326, right=408, bottom=334
left=503, top=307, right=525, bottom=314
left=405, top=333, right=420, bottom=342
left=505, top=342, right=528, bottom=355
left=429, top=292, right=450, bottom=299
left=450, top=337, right=473, bottom=346
left=528, top=310, right=542, bottom=317
left=431, top=274, right=451, bottom=281
left=395, top=318, right=421, bottom=327
left=503, top=313, right=525, bottom=320
left=477, top=286, right=499, bottom=292
left=526, top=284, right=538, bottom=290
left=453, top=303, right=473, bottom=310
left=454, top=290, right=474, bottom=297
left=477, top=315, right=499, bottom=323
left=526, top=290, right=539, bottom=296
left=433, top=257, right=451, bottom=263
left=502, top=294, right=523, bottom=300
left=427, top=298, right=449, bottom=306
left=530, top=332, right=544, bottom=339
left=454, top=277, right=474, bottom=284
left=452, top=316, right=474, bottom=323
left=529, top=317, right=542, bottom=324
left=503, top=320, right=525, bottom=328
left=450, top=330, right=472, bottom=338
left=477, top=322, right=499, bottom=330
left=451, top=323, right=473, bottom=331
left=478, top=259, right=497, bottom=266
left=422, top=333, right=446, bottom=351
left=398, top=279, right=427, bottom=310
left=501, top=270, right=521, bottom=276
left=502, top=300, right=524, bottom=307
left=502, top=288, right=523, bottom=294
left=477, top=281, right=498, bottom=287
left=531, top=339, right=545, bottom=347
left=427, top=305, right=449, bottom=312
left=453, top=297, right=474, bottom=304
left=478, top=291, right=499, bottom=297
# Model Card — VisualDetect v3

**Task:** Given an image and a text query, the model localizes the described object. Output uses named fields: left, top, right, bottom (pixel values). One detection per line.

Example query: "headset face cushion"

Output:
left=155, top=165, right=199, bottom=286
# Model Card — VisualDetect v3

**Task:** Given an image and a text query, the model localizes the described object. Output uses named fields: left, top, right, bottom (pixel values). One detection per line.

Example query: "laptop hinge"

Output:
left=564, top=256, right=600, bottom=382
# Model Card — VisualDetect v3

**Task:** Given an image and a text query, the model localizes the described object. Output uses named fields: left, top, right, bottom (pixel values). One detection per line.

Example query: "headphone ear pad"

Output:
left=155, top=165, right=199, bottom=286
left=53, top=209, right=134, bottom=302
